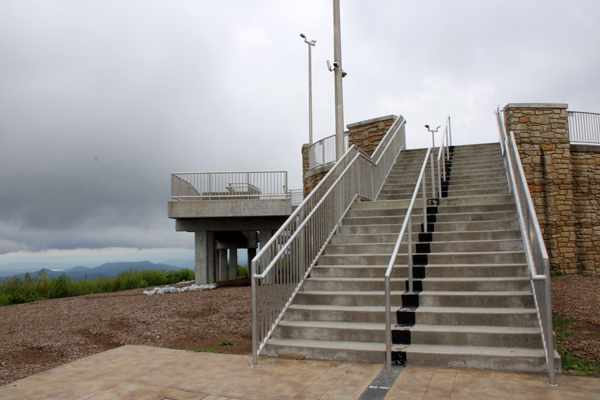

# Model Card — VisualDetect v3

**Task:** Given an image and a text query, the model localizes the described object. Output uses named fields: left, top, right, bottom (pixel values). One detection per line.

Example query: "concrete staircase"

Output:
left=263, top=143, right=560, bottom=373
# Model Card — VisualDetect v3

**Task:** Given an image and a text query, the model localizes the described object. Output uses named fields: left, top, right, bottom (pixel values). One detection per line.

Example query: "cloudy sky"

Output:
left=1, top=0, right=599, bottom=271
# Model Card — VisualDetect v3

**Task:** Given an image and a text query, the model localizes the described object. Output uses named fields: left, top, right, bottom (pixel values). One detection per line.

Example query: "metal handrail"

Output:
left=384, top=147, right=432, bottom=373
left=496, top=109, right=555, bottom=385
left=568, top=111, right=600, bottom=144
left=171, top=171, right=288, bottom=201
left=436, top=116, right=451, bottom=197
left=251, top=116, right=407, bottom=365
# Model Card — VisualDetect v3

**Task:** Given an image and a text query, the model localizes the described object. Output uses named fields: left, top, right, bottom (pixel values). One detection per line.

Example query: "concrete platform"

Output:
left=1, top=345, right=599, bottom=400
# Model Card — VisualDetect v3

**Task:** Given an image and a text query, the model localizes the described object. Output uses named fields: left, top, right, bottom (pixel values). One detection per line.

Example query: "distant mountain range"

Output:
left=0, top=261, right=188, bottom=281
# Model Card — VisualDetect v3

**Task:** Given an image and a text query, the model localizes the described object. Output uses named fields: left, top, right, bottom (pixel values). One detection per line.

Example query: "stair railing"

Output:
left=251, top=116, right=407, bottom=366
left=385, top=147, right=433, bottom=373
left=495, top=109, right=556, bottom=385
left=436, top=116, right=452, bottom=197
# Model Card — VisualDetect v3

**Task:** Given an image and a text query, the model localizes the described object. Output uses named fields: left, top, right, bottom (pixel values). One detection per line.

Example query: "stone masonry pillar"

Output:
left=503, top=103, right=578, bottom=274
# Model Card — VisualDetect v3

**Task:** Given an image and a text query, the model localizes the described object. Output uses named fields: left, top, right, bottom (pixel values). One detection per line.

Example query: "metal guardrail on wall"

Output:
left=496, top=107, right=556, bottom=385
left=171, top=171, right=289, bottom=201
left=307, top=133, right=349, bottom=170
left=568, top=111, right=600, bottom=144
left=251, top=116, right=407, bottom=365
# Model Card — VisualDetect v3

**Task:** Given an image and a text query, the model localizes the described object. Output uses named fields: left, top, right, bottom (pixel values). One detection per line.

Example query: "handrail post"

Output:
left=408, top=216, right=413, bottom=293
left=430, top=151, right=435, bottom=198
left=422, top=166, right=427, bottom=232
left=251, top=259, right=258, bottom=366
left=385, top=275, right=391, bottom=373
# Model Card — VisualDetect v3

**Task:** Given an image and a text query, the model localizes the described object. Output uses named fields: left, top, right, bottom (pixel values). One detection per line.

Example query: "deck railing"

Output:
left=568, top=111, right=600, bottom=144
left=436, top=116, right=452, bottom=197
left=251, top=116, right=407, bottom=365
left=307, top=133, right=349, bottom=170
left=496, top=107, right=556, bottom=385
left=171, top=171, right=288, bottom=201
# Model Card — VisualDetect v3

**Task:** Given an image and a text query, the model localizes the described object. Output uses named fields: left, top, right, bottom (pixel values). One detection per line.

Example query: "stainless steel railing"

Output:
left=171, top=171, right=288, bottom=201
left=568, top=111, right=600, bottom=144
left=496, top=109, right=556, bottom=385
left=384, top=147, right=433, bottom=373
left=289, top=189, right=304, bottom=206
left=251, top=116, right=407, bottom=365
left=307, top=133, right=350, bottom=170
left=436, top=116, right=452, bottom=197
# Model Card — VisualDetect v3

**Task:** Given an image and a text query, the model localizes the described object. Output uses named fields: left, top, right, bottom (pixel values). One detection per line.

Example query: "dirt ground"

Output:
left=551, top=275, right=600, bottom=375
left=1, top=276, right=598, bottom=386
left=0, top=279, right=252, bottom=386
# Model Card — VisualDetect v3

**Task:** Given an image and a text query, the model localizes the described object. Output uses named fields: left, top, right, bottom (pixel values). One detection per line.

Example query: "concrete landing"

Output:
left=1, top=345, right=599, bottom=400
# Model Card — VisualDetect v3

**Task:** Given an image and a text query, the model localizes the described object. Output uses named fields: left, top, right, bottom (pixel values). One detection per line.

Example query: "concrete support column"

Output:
left=194, top=231, right=208, bottom=285
left=207, top=231, right=215, bottom=283
left=219, top=249, right=228, bottom=281
left=229, top=249, right=238, bottom=279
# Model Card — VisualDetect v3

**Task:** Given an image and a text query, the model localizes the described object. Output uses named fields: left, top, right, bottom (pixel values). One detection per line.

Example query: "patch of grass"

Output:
left=553, top=313, right=577, bottom=344
left=558, top=349, right=600, bottom=377
left=551, top=271, right=565, bottom=278
left=193, top=346, right=224, bottom=353
left=237, top=264, right=248, bottom=278
left=219, top=340, right=234, bottom=346
left=0, top=268, right=195, bottom=307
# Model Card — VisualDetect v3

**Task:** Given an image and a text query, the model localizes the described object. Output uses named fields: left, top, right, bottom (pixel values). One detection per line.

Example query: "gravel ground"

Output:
left=0, top=280, right=251, bottom=386
left=551, top=275, right=600, bottom=368
left=1, top=276, right=598, bottom=386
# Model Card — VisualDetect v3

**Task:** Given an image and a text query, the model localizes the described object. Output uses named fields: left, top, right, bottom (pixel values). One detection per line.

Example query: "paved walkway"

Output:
left=1, top=346, right=599, bottom=399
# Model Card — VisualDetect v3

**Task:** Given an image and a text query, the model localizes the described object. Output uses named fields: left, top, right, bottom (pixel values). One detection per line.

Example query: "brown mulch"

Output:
left=551, top=275, right=600, bottom=374
left=0, top=280, right=251, bottom=386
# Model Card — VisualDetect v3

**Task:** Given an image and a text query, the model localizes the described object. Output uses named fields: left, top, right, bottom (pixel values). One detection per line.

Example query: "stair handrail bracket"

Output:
left=496, top=109, right=556, bottom=385
left=385, top=147, right=433, bottom=374
left=251, top=116, right=407, bottom=366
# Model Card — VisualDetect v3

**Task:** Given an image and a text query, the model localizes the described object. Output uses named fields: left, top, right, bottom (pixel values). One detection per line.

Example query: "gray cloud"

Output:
left=1, top=1, right=599, bottom=256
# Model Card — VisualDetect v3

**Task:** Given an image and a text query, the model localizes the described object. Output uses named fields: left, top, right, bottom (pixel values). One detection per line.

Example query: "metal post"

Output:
left=422, top=170, right=427, bottom=233
left=430, top=151, right=435, bottom=198
left=385, top=275, right=391, bottom=373
left=408, top=216, right=413, bottom=293
left=251, top=260, right=258, bottom=366
left=333, top=0, right=345, bottom=160
left=300, top=34, right=316, bottom=145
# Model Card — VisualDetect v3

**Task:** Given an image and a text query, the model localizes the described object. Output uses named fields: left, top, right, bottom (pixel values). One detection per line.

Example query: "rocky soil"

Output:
left=551, top=275, right=600, bottom=375
left=0, top=279, right=251, bottom=386
left=0, top=276, right=598, bottom=386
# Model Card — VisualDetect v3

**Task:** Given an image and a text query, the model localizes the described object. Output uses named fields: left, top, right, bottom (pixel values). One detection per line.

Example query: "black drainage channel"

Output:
left=357, top=364, right=405, bottom=400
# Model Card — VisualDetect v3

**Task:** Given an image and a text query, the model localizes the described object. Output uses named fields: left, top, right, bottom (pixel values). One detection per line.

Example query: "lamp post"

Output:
left=300, top=34, right=316, bottom=145
left=425, top=124, right=441, bottom=147
left=333, top=0, right=345, bottom=160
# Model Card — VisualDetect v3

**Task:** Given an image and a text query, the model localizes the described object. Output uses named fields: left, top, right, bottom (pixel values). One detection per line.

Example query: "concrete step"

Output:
left=403, top=344, right=558, bottom=373
left=310, top=263, right=527, bottom=278
left=303, top=277, right=531, bottom=292
left=323, top=239, right=524, bottom=255
left=331, top=229, right=522, bottom=244
left=290, top=290, right=534, bottom=310
left=317, top=251, right=526, bottom=266
left=263, top=338, right=384, bottom=363
left=337, top=219, right=520, bottom=234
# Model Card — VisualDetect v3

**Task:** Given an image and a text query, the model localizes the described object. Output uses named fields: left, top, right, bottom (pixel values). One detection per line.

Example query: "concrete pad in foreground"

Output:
left=1, top=345, right=599, bottom=400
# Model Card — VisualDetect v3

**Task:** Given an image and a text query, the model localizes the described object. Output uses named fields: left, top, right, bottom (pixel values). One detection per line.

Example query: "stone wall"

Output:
left=347, top=115, right=398, bottom=157
left=301, top=115, right=398, bottom=197
left=504, top=103, right=600, bottom=275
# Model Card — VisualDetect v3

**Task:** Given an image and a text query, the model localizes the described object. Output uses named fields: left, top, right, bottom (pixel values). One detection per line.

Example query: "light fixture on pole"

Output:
left=300, top=33, right=316, bottom=145
left=425, top=124, right=441, bottom=148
